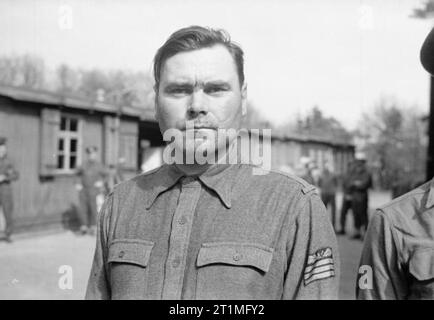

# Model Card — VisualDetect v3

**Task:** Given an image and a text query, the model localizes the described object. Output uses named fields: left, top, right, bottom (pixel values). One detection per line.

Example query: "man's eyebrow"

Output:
left=204, top=80, right=231, bottom=87
left=163, top=82, right=193, bottom=88
left=162, top=80, right=231, bottom=89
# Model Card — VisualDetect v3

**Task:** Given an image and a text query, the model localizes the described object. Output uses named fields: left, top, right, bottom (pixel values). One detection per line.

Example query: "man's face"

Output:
left=155, top=44, right=247, bottom=161
left=0, top=145, right=7, bottom=158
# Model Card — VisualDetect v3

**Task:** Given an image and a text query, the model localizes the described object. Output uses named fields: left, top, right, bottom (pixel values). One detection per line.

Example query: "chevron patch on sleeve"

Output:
left=304, top=247, right=335, bottom=286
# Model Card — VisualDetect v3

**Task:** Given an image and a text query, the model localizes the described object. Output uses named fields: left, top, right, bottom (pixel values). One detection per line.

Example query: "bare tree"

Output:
left=356, top=98, right=426, bottom=188
left=0, top=54, right=45, bottom=89
left=19, top=54, right=45, bottom=88
left=56, top=63, right=80, bottom=94
left=0, top=56, right=20, bottom=85
left=412, top=0, right=434, bottom=18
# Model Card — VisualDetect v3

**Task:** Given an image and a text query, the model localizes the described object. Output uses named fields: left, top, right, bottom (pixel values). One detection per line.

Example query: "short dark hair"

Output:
left=153, top=26, right=245, bottom=90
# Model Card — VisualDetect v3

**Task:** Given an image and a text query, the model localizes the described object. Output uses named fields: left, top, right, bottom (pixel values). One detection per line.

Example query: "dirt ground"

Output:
left=0, top=190, right=391, bottom=300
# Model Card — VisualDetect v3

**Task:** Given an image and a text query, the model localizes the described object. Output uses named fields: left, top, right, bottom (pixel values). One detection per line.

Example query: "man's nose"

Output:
left=187, top=90, right=208, bottom=118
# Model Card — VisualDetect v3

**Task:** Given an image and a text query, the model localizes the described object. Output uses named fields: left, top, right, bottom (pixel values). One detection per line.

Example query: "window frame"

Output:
left=55, top=113, right=83, bottom=174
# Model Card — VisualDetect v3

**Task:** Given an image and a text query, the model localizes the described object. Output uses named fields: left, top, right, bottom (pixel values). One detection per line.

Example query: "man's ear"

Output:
left=153, top=85, right=160, bottom=121
left=241, top=82, right=247, bottom=116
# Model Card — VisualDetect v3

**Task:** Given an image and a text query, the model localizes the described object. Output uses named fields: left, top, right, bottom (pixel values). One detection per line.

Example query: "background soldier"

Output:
left=337, top=160, right=355, bottom=235
left=350, top=155, right=372, bottom=240
left=0, top=137, right=19, bottom=243
left=318, top=163, right=338, bottom=231
left=75, top=146, right=108, bottom=236
left=300, top=157, right=315, bottom=185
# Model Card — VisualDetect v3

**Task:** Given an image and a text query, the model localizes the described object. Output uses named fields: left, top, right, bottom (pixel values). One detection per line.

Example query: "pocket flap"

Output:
left=108, top=239, right=154, bottom=267
left=409, top=248, right=434, bottom=281
left=197, top=242, right=274, bottom=273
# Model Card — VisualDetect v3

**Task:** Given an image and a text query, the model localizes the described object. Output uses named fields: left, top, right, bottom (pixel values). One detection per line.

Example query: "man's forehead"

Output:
left=160, top=45, right=238, bottom=83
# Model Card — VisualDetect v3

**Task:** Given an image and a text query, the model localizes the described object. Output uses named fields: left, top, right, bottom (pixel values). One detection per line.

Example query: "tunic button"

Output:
left=233, top=253, right=242, bottom=261
left=181, top=176, right=196, bottom=184
left=172, top=258, right=181, bottom=268
left=178, top=216, right=187, bottom=225
left=118, top=251, right=125, bottom=258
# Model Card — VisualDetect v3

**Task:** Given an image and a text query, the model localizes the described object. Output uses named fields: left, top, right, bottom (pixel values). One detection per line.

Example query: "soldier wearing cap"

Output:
left=85, top=26, right=339, bottom=300
left=350, top=153, right=372, bottom=240
left=337, top=160, right=356, bottom=235
left=75, top=146, right=109, bottom=235
left=356, top=28, right=434, bottom=299
left=0, top=137, right=19, bottom=242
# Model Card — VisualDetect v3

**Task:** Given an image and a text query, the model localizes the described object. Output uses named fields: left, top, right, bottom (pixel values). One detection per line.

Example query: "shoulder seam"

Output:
left=378, top=189, right=426, bottom=210
left=268, top=167, right=317, bottom=194
left=137, top=165, right=165, bottom=178
left=376, top=208, right=405, bottom=265
left=239, top=163, right=316, bottom=193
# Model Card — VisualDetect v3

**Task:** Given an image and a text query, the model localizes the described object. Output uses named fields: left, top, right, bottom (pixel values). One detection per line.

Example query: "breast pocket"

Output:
left=195, top=242, right=274, bottom=300
left=108, top=239, right=154, bottom=299
left=408, top=248, right=434, bottom=300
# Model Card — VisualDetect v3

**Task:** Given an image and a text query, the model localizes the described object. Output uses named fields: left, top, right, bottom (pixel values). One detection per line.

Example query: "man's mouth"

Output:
left=193, top=126, right=216, bottom=130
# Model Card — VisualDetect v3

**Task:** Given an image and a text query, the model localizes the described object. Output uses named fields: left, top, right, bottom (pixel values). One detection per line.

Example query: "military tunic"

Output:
left=86, top=163, right=339, bottom=300
left=357, top=179, right=434, bottom=299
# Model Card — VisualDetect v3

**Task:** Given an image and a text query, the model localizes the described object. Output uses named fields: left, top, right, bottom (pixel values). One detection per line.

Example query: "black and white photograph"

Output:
left=0, top=0, right=433, bottom=303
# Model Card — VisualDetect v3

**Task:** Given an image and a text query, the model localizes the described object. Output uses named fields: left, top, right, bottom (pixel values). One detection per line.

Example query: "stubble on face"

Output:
left=155, top=44, right=247, bottom=161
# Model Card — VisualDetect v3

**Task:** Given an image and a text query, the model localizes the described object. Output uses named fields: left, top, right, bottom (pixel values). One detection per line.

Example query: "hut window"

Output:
left=56, top=115, right=82, bottom=172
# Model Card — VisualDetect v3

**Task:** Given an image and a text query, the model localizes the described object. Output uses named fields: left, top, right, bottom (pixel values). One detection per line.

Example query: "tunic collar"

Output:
left=145, top=163, right=238, bottom=209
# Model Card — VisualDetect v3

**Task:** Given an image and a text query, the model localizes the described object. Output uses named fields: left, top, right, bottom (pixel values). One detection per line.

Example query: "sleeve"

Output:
left=356, top=210, right=406, bottom=300
left=283, top=192, right=340, bottom=300
left=85, top=194, right=113, bottom=300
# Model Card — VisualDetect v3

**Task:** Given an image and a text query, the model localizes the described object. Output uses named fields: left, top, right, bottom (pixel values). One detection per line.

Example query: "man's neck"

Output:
left=174, top=140, right=237, bottom=177
left=174, top=163, right=212, bottom=177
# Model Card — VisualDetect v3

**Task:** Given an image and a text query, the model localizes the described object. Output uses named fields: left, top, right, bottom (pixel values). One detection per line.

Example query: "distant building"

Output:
left=249, top=130, right=355, bottom=177
left=0, top=85, right=163, bottom=233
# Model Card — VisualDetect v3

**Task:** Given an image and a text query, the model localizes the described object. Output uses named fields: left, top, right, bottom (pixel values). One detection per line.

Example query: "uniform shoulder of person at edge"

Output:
left=357, top=28, right=434, bottom=300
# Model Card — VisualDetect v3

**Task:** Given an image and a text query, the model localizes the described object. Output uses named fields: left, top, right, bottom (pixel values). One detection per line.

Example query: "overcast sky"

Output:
left=0, top=0, right=433, bottom=129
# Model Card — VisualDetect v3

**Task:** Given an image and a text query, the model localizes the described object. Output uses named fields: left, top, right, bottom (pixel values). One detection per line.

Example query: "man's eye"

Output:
left=205, top=86, right=227, bottom=94
left=167, top=87, right=191, bottom=95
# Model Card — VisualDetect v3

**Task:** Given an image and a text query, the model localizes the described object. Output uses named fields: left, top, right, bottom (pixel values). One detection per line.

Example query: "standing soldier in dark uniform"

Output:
left=301, top=158, right=315, bottom=185
left=337, top=161, right=355, bottom=235
left=75, top=146, right=108, bottom=235
left=350, top=156, right=372, bottom=240
left=318, top=164, right=338, bottom=231
left=0, top=137, right=19, bottom=243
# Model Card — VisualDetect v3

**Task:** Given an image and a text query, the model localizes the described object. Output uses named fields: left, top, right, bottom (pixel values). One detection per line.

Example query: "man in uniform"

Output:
left=318, top=163, right=338, bottom=231
left=337, top=160, right=355, bottom=235
left=75, top=146, right=108, bottom=235
left=0, top=137, right=19, bottom=243
left=301, top=158, right=315, bottom=185
left=356, top=28, right=434, bottom=299
left=350, top=156, right=372, bottom=240
left=86, top=26, right=339, bottom=300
